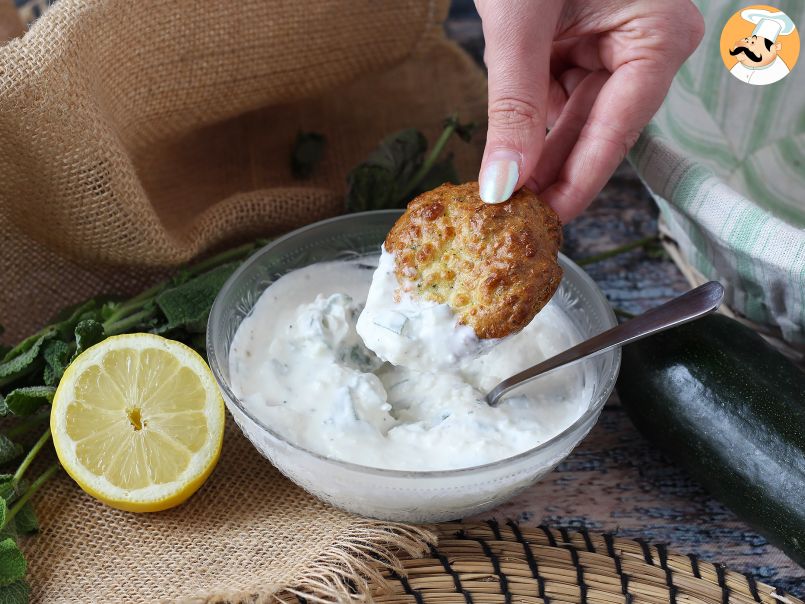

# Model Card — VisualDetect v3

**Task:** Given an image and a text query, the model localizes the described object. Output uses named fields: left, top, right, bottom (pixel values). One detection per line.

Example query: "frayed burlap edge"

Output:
left=186, top=521, right=437, bottom=604
left=2, top=0, right=485, bottom=600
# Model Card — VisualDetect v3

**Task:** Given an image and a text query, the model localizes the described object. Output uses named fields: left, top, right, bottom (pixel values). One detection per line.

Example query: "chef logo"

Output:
left=720, top=5, right=799, bottom=85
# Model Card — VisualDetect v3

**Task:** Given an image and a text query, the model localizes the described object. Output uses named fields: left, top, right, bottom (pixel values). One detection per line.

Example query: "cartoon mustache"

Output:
left=730, top=46, right=763, bottom=62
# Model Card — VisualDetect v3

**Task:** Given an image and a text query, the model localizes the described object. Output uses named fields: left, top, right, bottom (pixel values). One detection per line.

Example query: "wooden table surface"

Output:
left=446, top=2, right=804, bottom=596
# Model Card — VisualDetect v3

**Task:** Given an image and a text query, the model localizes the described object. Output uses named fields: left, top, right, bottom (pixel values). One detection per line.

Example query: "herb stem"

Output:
left=3, top=463, right=60, bottom=529
left=103, top=285, right=163, bottom=325
left=13, top=428, right=51, bottom=484
left=124, top=283, right=164, bottom=308
left=103, top=308, right=158, bottom=336
left=102, top=241, right=264, bottom=328
left=575, top=235, right=658, bottom=266
left=4, top=412, right=50, bottom=440
left=184, top=241, right=263, bottom=278
left=397, top=119, right=458, bottom=201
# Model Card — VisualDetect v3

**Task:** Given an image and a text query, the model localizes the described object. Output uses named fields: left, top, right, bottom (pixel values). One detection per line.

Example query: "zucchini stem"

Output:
left=614, top=308, right=636, bottom=320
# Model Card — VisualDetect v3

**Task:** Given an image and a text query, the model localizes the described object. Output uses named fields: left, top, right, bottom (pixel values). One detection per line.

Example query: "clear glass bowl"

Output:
left=207, top=210, right=619, bottom=523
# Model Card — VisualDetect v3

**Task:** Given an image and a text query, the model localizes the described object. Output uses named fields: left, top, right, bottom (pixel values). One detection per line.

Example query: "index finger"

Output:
left=541, top=59, right=674, bottom=222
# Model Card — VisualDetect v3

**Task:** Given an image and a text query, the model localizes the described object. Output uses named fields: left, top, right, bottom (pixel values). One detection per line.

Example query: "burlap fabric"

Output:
left=0, top=0, right=487, bottom=601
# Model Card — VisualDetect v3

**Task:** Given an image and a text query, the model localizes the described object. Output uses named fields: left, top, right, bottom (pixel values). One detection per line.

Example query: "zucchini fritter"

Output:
left=385, top=181, right=562, bottom=340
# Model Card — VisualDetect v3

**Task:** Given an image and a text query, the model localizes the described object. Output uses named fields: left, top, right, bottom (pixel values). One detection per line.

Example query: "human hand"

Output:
left=475, top=0, right=704, bottom=221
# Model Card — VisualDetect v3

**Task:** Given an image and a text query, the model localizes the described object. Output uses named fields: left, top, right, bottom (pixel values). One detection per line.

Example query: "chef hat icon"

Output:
left=740, top=8, right=796, bottom=42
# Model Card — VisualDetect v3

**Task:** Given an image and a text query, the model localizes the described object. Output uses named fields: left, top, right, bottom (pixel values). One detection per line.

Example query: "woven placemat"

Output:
left=362, top=521, right=801, bottom=604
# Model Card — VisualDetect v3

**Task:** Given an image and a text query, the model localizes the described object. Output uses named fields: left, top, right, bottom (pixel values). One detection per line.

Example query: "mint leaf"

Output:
left=0, top=499, right=5, bottom=528
left=4, top=387, right=55, bottom=417
left=53, top=300, right=100, bottom=341
left=345, top=163, right=397, bottom=213
left=0, top=539, right=25, bottom=587
left=74, top=320, right=105, bottom=357
left=0, top=477, right=14, bottom=502
left=0, top=437, right=22, bottom=466
left=0, top=335, right=49, bottom=383
left=156, top=263, right=239, bottom=333
left=12, top=505, right=37, bottom=536
left=291, top=131, right=326, bottom=179
left=346, top=128, right=427, bottom=212
left=0, top=579, right=29, bottom=604
left=0, top=397, right=7, bottom=418
left=42, top=340, right=70, bottom=386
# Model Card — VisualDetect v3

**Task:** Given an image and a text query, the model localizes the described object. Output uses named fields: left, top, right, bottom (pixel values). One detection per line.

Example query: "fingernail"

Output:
left=479, top=152, right=519, bottom=204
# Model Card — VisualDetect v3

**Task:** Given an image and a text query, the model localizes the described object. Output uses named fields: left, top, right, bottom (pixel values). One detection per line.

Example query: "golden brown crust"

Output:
left=385, top=181, right=563, bottom=339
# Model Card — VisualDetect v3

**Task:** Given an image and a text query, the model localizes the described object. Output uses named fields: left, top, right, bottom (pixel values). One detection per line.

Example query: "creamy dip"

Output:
left=229, top=255, right=593, bottom=471
left=356, top=248, right=497, bottom=371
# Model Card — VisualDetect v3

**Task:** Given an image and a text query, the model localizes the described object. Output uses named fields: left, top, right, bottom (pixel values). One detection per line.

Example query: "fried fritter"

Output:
left=384, top=181, right=562, bottom=340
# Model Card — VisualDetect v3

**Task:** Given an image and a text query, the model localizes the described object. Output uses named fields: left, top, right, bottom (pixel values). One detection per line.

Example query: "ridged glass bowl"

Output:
left=207, top=210, right=619, bottom=522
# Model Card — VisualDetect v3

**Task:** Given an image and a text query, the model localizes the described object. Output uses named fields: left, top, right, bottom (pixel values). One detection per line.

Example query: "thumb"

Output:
left=477, top=0, right=561, bottom=204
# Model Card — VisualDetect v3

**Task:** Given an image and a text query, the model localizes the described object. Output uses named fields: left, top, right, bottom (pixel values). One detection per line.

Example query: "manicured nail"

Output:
left=479, top=152, right=519, bottom=204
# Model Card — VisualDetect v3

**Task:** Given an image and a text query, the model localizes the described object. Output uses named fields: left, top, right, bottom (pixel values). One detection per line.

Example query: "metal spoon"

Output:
left=485, top=281, right=725, bottom=406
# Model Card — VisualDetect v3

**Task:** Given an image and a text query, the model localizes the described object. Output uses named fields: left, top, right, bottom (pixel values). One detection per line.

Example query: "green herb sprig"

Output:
left=0, top=239, right=267, bottom=601
left=0, top=116, right=472, bottom=601
left=0, top=117, right=663, bottom=602
left=345, top=115, right=475, bottom=213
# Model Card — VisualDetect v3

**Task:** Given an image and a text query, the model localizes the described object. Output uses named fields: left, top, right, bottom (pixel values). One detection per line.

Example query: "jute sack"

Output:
left=0, top=0, right=487, bottom=601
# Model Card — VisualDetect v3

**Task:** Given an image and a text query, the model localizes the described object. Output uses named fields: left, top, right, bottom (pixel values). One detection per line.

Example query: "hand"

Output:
left=475, top=0, right=704, bottom=221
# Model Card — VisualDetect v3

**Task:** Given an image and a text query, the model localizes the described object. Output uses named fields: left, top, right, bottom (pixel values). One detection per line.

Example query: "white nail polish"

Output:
left=479, top=157, right=519, bottom=204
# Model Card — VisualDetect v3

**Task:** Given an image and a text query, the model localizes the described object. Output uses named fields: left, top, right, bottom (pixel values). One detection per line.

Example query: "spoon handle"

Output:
left=486, top=281, right=725, bottom=406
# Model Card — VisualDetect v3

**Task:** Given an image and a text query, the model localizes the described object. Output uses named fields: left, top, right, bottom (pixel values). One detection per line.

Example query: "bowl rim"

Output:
left=207, top=210, right=620, bottom=479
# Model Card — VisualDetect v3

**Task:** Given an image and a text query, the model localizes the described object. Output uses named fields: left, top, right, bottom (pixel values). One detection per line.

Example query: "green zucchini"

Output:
left=616, top=314, right=805, bottom=566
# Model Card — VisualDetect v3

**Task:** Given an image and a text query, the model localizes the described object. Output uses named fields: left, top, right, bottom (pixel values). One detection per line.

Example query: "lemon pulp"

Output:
left=51, top=334, right=225, bottom=512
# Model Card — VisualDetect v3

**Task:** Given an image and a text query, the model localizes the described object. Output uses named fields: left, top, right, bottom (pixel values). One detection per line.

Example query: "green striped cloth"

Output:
left=629, top=0, right=805, bottom=346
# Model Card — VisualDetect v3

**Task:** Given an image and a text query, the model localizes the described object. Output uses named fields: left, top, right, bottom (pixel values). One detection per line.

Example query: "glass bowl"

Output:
left=207, top=210, right=619, bottom=523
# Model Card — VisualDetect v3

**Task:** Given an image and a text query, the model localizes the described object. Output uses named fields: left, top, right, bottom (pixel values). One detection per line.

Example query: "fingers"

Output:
left=546, top=76, right=569, bottom=128
left=546, top=64, right=592, bottom=128
left=528, top=69, right=609, bottom=194
left=541, top=1, right=704, bottom=222
left=476, top=0, right=563, bottom=204
left=541, top=60, right=673, bottom=222
left=550, top=36, right=605, bottom=75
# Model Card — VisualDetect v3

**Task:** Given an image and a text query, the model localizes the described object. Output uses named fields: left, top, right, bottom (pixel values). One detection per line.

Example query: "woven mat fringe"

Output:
left=359, top=521, right=801, bottom=604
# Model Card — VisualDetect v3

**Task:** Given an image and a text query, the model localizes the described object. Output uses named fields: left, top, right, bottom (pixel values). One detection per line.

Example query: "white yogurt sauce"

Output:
left=229, top=255, right=593, bottom=471
left=356, top=248, right=497, bottom=371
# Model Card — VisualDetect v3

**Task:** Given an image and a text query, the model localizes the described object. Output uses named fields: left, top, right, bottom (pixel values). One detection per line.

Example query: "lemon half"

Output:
left=51, top=333, right=225, bottom=512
